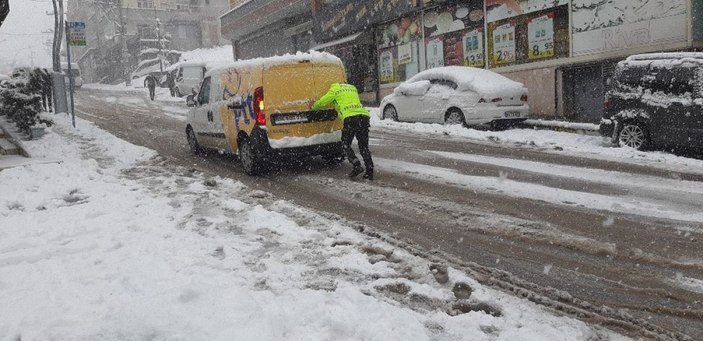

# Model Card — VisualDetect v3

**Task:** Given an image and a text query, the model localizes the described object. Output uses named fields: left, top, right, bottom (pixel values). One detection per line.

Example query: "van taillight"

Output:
left=254, top=86, right=265, bottom=125
left=520, top=94, right=528, bottom=102
left=603, top=99, right=609, bottom=110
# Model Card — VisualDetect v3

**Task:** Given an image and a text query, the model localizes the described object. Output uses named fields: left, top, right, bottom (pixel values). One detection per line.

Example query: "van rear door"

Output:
left=263, top=61, right=346, bottom=114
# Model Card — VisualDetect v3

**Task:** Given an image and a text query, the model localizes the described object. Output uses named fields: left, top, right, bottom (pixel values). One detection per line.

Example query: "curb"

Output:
left=0, top=116, right=32, bottom=158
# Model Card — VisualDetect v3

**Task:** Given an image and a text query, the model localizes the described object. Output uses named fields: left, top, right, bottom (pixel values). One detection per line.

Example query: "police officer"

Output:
left=312, top=83, right=374, bottom=180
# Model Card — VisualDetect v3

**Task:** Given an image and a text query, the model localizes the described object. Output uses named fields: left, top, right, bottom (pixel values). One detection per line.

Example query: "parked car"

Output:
left=380, top=66, right=529, bottom=129
left=185, top=52, right=346, bottom=175
left=174, top=61, right=207, bottom=97
left=600, top=52, right=703, bottom=150
left=131, top=58, right=163, bottom=80
left=61, top=62, right=83, bottom=88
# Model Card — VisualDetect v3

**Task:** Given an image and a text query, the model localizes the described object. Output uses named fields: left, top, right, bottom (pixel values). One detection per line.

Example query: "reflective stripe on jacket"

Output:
left=312, top=83, right=370, bottom=120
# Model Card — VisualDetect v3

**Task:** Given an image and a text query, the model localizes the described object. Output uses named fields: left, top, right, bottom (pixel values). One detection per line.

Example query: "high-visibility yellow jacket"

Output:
left=312, top=83, right=370, bottom=120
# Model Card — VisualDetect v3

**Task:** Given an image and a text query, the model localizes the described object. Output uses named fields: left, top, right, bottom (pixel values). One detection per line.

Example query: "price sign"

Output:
left=425, top=38, right=444, bottom=69
left=528, top=13, right=554, bottom=60
left=492, top=22, right=515, bottom=65
left=379, top=50, right=395, bottom=83
left=463, top=29, right=484, bottom=67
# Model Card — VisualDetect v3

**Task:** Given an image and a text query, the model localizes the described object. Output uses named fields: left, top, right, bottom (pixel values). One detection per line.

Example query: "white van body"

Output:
left=175, top=62, right=207, bottom=97
left=61, top=62, right=83, bottom=88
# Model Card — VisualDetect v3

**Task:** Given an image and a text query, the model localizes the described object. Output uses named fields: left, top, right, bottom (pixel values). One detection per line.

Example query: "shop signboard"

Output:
left=314, top=0, right=417, bottom=43
left=527, top=12, right=554, bottom=60
left=67, top=21, right=87, bottom=46
left=572, top=0, right=687, bottom=56
left=491, top=22, right=515, bottom=65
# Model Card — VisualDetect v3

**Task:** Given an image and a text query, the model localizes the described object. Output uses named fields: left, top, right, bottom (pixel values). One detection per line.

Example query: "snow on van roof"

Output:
left=621, top=52, right=703, bottom=68
left=205, top=51, right=343, bottom=77
left=406, top=66, right=525, bottom=96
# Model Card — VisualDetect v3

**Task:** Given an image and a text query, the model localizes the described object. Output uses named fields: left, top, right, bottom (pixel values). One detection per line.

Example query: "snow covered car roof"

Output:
left=620, top=52, right=703, bottom=68
left=405, top=66, right=525, bottom=96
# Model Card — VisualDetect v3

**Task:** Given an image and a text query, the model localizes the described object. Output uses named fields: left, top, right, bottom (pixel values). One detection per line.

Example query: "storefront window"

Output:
left=423, top=1, right=485, bottom=69
left=377, top=15, right=423, bottom=85
left=486, top=0, right=569, bottom=68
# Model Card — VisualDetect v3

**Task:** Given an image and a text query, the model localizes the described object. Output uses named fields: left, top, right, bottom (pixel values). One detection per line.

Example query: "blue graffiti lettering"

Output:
left=231, top=93, right=254, bottom=133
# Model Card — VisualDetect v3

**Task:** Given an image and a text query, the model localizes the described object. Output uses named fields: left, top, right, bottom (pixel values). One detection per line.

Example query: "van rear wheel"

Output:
left=239, top=137, right=263, bottom=175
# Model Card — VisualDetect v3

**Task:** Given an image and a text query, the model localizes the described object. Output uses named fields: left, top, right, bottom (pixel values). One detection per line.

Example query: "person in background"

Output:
left=312, top=83, right=374, bottom=180
left=166, top=71, right=176, bottom=97
left=144, top=74, right=157, bottom=101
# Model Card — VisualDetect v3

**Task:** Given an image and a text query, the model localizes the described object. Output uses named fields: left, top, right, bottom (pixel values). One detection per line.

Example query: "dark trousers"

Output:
left=342, top=115, right=373, bottom=171
left=148, top=86, right=155, bottom=100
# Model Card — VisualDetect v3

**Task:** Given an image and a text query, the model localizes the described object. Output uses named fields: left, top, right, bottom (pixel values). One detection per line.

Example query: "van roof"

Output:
left=205, top=51, right=343, bottom=78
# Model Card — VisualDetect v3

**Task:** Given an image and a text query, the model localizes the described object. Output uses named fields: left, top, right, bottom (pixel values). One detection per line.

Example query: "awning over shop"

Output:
left=311, top=32, right=362, bottom=51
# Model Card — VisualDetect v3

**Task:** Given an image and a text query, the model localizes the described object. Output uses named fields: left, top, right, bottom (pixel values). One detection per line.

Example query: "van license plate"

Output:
left=275, top=114, right=308, bottom=125
left=504, top=111, right=521, bottom=118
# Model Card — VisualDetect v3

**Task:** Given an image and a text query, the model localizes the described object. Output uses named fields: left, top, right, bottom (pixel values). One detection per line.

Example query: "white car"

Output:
left=380, top=66, right=529, bottom=129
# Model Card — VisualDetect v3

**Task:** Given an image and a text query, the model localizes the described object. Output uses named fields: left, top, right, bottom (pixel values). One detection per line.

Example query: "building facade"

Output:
left=67, top=0, right=229, bottom=84
left=221, top=0, right=702, bottom=122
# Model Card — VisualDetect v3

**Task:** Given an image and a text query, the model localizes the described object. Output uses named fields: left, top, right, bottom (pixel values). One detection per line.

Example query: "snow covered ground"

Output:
left=0, top=113, right=631, bottom=340
left=369, top=109, right=703, bottom=176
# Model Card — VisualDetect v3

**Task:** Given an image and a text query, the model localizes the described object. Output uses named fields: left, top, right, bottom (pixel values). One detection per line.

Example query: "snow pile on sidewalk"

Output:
left=0, top=115, right=628, bottom=340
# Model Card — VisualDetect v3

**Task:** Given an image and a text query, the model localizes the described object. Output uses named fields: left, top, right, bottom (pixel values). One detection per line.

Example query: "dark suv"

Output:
left=599, top=53, right=703, bottom=150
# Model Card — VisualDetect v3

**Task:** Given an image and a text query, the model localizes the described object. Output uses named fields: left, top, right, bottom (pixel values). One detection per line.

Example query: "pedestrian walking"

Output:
left=312, top=83, right=374, bottom=180
left=144, top=74, right=157, bottom=101
left=166, top=71, right=176, bottom=97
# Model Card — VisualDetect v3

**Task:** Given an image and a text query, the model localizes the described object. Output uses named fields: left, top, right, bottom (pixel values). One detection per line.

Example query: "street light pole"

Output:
left=117, top=0, right=130, bottom=85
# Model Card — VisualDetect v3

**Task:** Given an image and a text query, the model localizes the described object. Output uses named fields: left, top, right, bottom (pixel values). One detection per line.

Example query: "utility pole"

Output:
left=156, top=18, right=163, bottom=73
left=117, top=0, right=130, bottom=85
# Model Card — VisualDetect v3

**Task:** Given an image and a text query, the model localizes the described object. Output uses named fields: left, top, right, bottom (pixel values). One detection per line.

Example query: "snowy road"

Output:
left=74, top=86, right=703, bottom=339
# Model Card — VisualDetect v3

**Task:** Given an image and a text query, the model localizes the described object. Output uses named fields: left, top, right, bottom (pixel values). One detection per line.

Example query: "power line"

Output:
left=0, top=32, right=51, bottom=36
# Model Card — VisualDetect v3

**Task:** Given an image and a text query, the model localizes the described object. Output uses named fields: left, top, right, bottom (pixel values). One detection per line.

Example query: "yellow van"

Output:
left=185, top=52, right=347, bottom=174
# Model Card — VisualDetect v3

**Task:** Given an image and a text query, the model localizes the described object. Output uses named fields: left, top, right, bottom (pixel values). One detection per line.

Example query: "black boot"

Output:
left=363, top=168, right=374, bottom=180
left=348, top=163, right=364, bottom=178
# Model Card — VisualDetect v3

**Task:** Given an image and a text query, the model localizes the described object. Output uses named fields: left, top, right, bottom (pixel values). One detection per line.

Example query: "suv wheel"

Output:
left=618, top=122, right=649, bottom=151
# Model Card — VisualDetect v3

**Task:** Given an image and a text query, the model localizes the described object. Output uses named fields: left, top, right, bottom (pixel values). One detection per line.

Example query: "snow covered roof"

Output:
left=406, top=66, right=525, bottom=96
left=206, top=51, right=342, bottom=77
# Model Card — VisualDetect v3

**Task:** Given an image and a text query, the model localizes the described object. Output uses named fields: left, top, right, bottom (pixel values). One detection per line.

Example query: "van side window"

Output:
left=198, top=77, right=211, bottom=105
